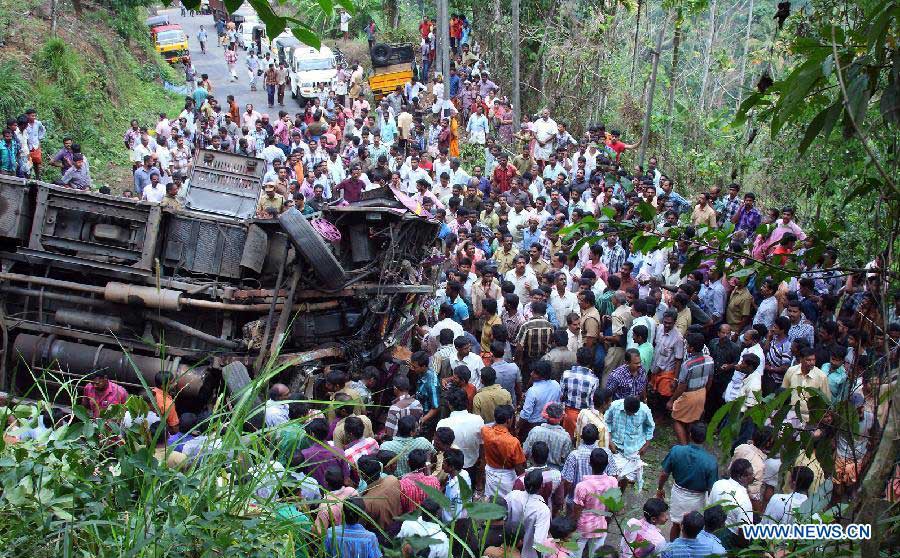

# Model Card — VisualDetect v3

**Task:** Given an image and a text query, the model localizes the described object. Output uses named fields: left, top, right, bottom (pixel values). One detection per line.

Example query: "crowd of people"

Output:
left=3, top=8, right=899, bottom=558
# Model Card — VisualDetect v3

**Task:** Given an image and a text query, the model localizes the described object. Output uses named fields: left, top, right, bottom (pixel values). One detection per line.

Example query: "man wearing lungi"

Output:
left=667, top=333, right=714, bottom=444
left=605, top=395, right=655, bottom=492
left=482, top=404, right=526, bottom=498
left=531, top=108, right=558, bottom=169
left=656, top=422, right=719, bottom=540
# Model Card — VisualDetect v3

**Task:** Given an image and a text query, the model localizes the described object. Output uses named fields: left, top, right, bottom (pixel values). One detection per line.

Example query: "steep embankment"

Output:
left=0, top=0, right=183, bottom=186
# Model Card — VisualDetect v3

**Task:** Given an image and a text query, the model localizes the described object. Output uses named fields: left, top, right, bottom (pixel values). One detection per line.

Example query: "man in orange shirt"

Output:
left=151, top=372, right=179, bottom=434
left=481, top=404, right=526, bottom=499
left=443, top=365, right=476, bottom=409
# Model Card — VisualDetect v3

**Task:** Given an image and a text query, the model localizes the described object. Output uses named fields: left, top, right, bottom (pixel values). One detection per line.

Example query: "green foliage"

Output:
left=459, top=141, right=486, bottom=172
left=0, top=6, right=183, bottom=188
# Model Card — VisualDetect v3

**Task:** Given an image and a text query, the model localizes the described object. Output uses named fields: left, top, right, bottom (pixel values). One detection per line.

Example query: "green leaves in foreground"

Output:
left=173, top=0, right=357, bottom=49
left=733, top=1, right=899, bottom=158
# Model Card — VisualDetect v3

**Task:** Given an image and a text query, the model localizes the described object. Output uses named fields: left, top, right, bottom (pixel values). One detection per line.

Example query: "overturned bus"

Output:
left=0, top=150, right=439, bottom=408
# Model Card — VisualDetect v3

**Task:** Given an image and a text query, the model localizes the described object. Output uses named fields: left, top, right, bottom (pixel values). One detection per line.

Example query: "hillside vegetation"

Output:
left=0, top=0, right=183, bottom=186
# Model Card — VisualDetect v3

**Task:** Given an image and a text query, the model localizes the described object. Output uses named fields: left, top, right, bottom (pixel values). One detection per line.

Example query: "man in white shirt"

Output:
left=401, top=155, right=432, bottom=194
left=446, top=336, right=484, bottom=389
left=531, top=108, right=558, bottom=164
left=762, top=465, right=814, bottom=524
left=708, top=458, right=755, bottom=535
left=505, top=255, right=538, bottom=301
left=506, top=470, right=552, bottom=558
left=141, top=174, right=166, bottom=203
left=550, top=272, right=579, bottom=324
left=435, top=389, right=484, bottom=470
left=398, top=499, right=450, bottom=558
left=723, top=328, right=765, bottom=403
left=261, top=139, right=287, bottom=172
left=263, top=383, right=290, bottom=427
left=427, top=303, right=466, bottom=345
left=432, top=149, right=452, bottom=179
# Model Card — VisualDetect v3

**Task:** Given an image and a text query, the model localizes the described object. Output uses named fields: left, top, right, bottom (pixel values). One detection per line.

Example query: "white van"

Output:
left=288, top=45, right=337, bottom=102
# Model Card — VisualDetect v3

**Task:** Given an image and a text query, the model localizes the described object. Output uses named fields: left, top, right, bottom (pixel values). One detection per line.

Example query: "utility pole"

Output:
left=437, top=0, right=450, bottom=101
left=639, top=12, right=670, bottom=167
left=511, top=0, right=521, bottom=130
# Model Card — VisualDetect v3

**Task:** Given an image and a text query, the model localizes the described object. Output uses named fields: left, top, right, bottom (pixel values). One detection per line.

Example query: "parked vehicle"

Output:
left=145, top=15, right=170, bottom=38
left=288, top=45, right=337, bottom=103
left=153, top=24, right=190, bottom=65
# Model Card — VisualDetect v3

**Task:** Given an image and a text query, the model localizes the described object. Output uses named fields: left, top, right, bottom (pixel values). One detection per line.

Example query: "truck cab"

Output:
left=288, top=45, right=337, bottom=103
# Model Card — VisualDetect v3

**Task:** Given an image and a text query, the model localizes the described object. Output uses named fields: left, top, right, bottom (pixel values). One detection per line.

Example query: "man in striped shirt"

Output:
left=382, top=376, right=424, bottom=439
left=668, top=334, right=714, bottom=445
left=560, top=347, right=600, bottom=437
left=515, top=301, right=554, bottom=372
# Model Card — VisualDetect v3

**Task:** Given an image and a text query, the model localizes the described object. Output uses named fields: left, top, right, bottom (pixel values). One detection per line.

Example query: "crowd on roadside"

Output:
left=3, top=9, right=899, bottom=558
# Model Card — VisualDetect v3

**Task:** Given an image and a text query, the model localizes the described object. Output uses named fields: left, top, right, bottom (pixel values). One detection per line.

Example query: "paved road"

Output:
left=161, top=8, right=298, bottom=114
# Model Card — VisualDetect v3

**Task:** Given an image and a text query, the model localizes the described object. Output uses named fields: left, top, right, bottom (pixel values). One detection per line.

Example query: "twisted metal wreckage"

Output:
left=0, top=150, right=440, bottom=409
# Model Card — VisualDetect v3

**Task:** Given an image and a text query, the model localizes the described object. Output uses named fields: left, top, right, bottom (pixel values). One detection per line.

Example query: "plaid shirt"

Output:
left=523, top=424, right=573, bottom=469
left=344, top=437, right=380, bottom=464
left=718, top=195, right=742, bottom=225
left=380, top=436, right=435, bottom=476
left=605, top=399, right=655, bottom=455
left=604, top=364, right=647, bottom=401
left=788, top=319, right=815, bottom=347
left=600, top=243, right=627, bottom=274
left=560, top=365, right=599, bottom=410
left=399, top=472, right=441, bottom=513
left=678, top=353, right=714, bottom=391
left=515, top=317, right=555, bottom=360
left=562, top=444, right=618, bottom=490
left=383, top=395, right=424, bottom=438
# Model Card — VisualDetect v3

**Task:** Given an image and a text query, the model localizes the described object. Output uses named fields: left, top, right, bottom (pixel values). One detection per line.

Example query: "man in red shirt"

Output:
left=419, top=16, right=432, bottom=39
left=605, top=129, right=641, bottom=163
left=336, top=165, right=366, bottom=203
left=492, top=153, right=518, bottom=193
left=83, top=373, right=128, bottom=418
left=450, top=14, right=463, bottom=53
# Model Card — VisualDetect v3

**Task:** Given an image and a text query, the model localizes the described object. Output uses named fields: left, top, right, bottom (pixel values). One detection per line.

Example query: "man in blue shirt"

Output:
left=133, top=155, right=160, bottom=197
left=446, top=281, right=470, bottom=328
left=518, top=361, right=561, bottom=441
left=657, top=422, right=719, bottom=540
left=324, top=496, right=382, bottom=558
left=661, top=511, right=722, bottom=558
left=449, top=67, right=461, bottom=97
left=605, top=396, right=655, bottom=491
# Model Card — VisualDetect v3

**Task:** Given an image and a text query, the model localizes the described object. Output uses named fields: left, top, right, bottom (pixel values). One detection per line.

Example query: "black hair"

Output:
left=397, top=414, right=417, bottom=437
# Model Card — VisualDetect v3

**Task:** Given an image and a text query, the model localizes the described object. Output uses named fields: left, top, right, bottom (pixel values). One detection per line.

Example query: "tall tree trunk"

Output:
left=664, top=8, right=682, bottom=140
left=699, top=0, right=718, bottom=112
left=735, top=0, right=754, bottom=111
left=512, top=0, right=521, bottom=130
left=629, top=0, right=643, bottom=89
left=384, top=0, right=399, bottom=29
left=639, top=11, right=671, bottom=167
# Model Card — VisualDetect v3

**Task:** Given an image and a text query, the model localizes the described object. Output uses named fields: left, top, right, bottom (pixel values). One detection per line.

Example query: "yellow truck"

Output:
left=154, top=24, right=190, bottom=65
left=367, top=43, right=415, bottom=101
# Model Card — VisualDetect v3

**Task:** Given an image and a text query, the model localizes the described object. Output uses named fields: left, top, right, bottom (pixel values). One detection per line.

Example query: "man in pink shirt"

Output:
left=581, top=244, right=609, bottom=283
left=572, top=448, right=619, bottom=557
left=83, top=373, right=128, bottom=418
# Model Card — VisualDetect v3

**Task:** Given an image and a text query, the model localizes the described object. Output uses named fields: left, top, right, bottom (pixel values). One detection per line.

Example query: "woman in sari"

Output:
left=449, top=115, right=461, bottom=158
left=495, top=100, right=515, bottom=146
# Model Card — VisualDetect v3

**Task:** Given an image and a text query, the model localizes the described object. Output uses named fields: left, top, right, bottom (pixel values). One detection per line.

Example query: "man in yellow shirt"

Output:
left=493, top=233, right=520, bottom=275
left=690, top=192, right=718, bottom=228
left=256, top=183, right=284, bottom=217
left=782, top=347, right=832, bottom=424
